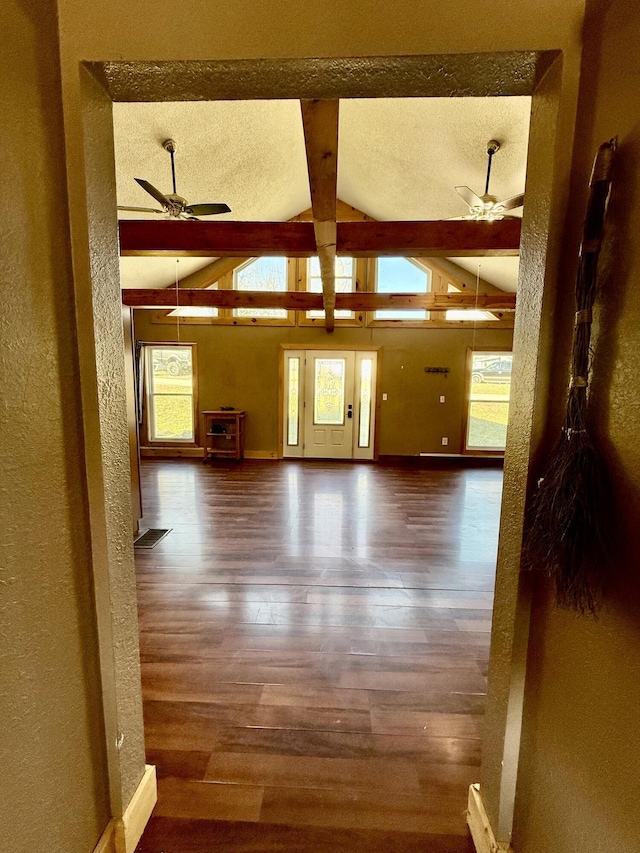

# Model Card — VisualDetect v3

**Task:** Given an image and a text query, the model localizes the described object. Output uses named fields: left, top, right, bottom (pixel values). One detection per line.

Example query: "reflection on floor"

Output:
left=135, top=459, right=502, bottom=853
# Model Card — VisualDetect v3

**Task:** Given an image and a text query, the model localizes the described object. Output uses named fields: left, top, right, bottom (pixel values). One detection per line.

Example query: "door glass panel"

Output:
left=314, top=358, right=346, bottom=425
left=287, top=357, right=300, bottom=445
left=358, top=358, right=372, bottom=448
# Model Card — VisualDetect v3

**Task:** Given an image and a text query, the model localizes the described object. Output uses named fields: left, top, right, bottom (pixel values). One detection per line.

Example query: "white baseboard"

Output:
left=467, top=784, right=513, bottom=853
left=113, top=764, right=157, bottom=853
left=93, top=822, right=116, bottom=853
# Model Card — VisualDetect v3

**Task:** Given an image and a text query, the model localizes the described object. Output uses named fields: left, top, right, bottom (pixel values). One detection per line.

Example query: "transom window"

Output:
left=446, top=283, right=498, bottom=322
left=168, top=283, right=219, bottom=319
left=374, top=257, right=430, bottom=320
left=233, top=256, right=288, bottom=318
left=307, top=256, right=356, bottom=319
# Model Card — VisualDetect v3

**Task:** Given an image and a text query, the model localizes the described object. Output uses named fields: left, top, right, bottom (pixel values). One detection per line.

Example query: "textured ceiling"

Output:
left=114, top=96, right=530, bottom=291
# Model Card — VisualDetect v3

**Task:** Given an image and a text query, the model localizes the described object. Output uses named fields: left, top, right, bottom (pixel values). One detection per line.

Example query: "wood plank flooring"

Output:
left=135, top=459, right=501, bottom=852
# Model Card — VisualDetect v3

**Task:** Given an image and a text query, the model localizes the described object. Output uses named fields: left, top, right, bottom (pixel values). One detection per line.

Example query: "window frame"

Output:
left=366, top=256, right=433, bottom=327
left=145, top=254, right=515, bottom=331
left=142, top=342, right=199, bottom=447
left=461, top=346, right=512, bottom=455
left=297, top=256, right=365, bottom=328
left=228, top=256, right=297, bottom=326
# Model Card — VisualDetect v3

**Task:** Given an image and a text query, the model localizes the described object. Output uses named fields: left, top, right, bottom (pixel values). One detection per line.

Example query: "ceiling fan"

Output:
left=455, top=140, right=524, bottom=221
left=117, top=139, right=231, bottom=220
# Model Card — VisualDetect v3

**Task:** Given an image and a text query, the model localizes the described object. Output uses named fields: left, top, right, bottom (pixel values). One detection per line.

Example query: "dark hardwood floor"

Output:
left=135, top=459, right=501, bottom=852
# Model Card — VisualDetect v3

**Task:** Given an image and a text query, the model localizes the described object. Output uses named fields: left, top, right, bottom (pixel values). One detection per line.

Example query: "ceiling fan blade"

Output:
left=500, top=193, right=525, bottom=211
left=184, top=203, right=231, bottom=216
left=117, top=205, right=164, bottom=213
left=135, top=178, right=171, bottom=208
left=455, top=186, right=483, bottom=208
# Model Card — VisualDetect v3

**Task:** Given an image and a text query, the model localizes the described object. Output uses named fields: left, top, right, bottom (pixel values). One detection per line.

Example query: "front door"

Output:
left=304, top=351, right=355, bottom=459
left=282, top=349, right=378, bottom=460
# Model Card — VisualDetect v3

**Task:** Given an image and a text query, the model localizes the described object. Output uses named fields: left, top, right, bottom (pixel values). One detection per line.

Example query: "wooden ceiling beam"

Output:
left=172, top=200, right=370, bottom=294
left=122, top=288, right=516, bottom=312
left=336, top=219, right=522, bottom=257
left=118, top=219, right=521, bottom=258
left=300, top=99, right=340, bottom=331
left=119, top=221, right=317, bottom=257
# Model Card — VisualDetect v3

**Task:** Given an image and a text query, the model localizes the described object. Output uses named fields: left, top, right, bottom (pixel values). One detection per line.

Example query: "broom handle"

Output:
left=566, top=139, right=616, bottom=431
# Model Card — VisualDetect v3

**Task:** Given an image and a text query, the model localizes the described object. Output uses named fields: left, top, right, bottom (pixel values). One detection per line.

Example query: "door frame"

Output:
left=279, top=344, right=382, bottom=461
left=67, top=48, right=574, bottom=842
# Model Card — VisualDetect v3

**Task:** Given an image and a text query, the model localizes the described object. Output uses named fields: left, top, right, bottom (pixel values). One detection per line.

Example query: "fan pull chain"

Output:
left=470, top=263, right=481, bottom=357
left=175, top=260, right=181, bottom=343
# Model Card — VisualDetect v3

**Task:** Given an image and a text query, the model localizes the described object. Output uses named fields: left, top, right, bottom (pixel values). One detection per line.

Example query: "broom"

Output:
left=523, top=138, right=616, bottom=614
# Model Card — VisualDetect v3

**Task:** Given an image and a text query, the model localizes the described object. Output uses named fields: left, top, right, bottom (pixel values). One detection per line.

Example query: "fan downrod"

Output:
left=162, top=139, right=178, bottom=194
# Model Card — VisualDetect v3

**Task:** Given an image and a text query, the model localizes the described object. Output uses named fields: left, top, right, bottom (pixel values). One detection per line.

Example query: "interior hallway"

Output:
left=135, top=459, right=501, bottom=852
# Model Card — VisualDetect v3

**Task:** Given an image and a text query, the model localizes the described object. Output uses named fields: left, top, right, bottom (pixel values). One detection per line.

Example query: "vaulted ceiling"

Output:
left=114, top=96, right=531, bottom=292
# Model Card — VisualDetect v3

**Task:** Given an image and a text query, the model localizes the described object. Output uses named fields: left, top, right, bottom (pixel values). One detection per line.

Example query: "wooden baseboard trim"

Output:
left=141, top=447, right=204, bottom=458
left=244, top=450, right=279, bottom=459
left=467, top=784, right=513, bottom=853
left=380, top=454, right=504, bottom=468
left=93, top=821, right=116, bottom=853
left=114, top=764, right=157, bottom=853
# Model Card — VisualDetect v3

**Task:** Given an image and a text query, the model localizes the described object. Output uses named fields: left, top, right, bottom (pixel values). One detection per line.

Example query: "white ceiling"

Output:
left=113, top=96, right=530, bottom=291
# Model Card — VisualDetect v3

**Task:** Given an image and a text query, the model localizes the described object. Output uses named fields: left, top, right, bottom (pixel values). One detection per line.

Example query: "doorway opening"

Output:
left=282, top=347, right=379, bottom=460
left=74, top=50, right=565, bottom=847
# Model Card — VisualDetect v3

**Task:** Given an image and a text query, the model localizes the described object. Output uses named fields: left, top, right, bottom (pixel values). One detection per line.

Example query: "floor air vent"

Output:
left=134, top=528, right=171, bottom=549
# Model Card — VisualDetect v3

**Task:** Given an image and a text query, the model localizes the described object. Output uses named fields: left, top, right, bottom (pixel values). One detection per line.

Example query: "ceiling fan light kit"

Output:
left=118, top=138, right=231, bottom=220
left=455, top=139, right=525, bottom=222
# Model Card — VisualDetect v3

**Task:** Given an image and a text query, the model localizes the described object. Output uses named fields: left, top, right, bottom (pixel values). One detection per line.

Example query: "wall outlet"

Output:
left=441, top=437, right=449, bottom=446
left=382, top=393, right=388, bottom=401
left=439, top=395, right=445, bottom=403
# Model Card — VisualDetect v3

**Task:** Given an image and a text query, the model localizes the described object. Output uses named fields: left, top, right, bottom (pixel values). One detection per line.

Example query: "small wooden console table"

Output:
left=202, top=410, right=246, bottom=462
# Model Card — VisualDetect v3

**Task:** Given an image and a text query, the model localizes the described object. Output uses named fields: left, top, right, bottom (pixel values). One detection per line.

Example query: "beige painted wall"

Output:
left=0, top=1, right=110, bottom=850
left=134, top=315, right=513, bottom=456
left=512, top=2, right=640, bottom=851
left=57, top=0, right=584, bottom=60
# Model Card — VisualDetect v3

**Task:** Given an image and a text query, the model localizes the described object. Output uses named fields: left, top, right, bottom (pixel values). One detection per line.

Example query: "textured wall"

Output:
left=57, top=0, right=584, bottom=62
left=0, top=1, right=109, bottom=850
left=134, top=316, right=513, bottom=456
left=512, top=2, right=640, bottom=851
left=73, top=67, right=147, bottom=814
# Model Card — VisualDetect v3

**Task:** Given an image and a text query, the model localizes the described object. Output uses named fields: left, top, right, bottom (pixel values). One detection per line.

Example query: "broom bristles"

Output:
left=524, top=427, right=612, bottom=614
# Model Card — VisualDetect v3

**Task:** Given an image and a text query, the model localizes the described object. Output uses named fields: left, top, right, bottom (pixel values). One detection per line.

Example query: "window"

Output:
left=358, top=357, right=373, bottom=448
left=233, top=256, right=288, bottom=319
left=286, top=356, right=301, bottom=446
left=445, top=283, right=498, bottom=322
left=307, top=256, right=356, bottom=319
left=374, top=257, right=430, bottom=320
left=168, top=284, right=219, bottom=319
left=145, top=345, right=196, bottom=443
left=465, top=350, right=512, bottom=452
